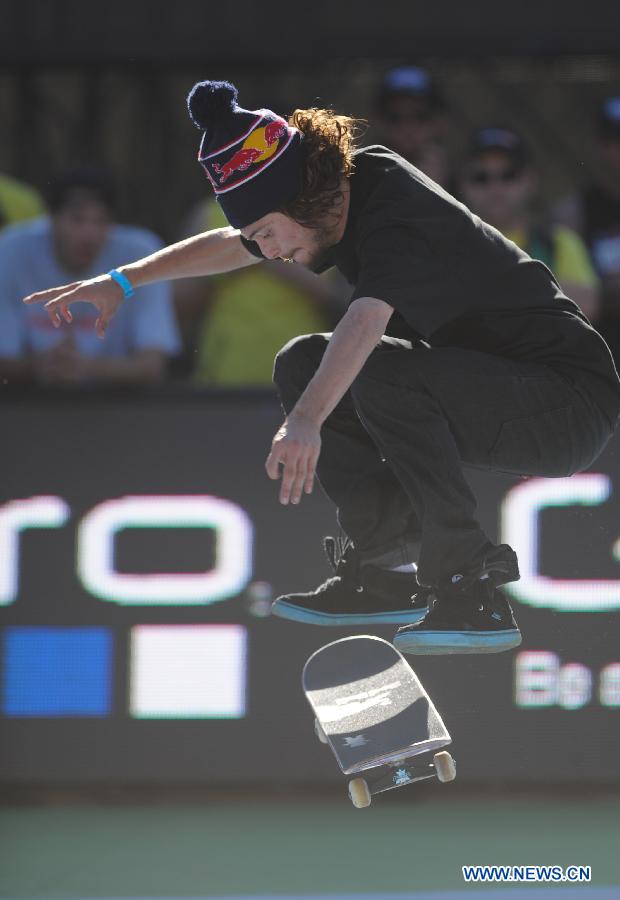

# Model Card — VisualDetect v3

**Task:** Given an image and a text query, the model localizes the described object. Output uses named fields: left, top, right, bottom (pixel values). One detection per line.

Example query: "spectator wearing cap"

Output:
left=460, top=128, right=599, bottom=321
left=0, top=168, right=179, bottom=385
left=554, top=97, right=620, bottom=361
left=374, top=66, right=450, bottom=187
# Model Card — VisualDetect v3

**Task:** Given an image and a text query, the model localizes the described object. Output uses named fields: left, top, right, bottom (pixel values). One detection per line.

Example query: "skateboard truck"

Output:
left=346, top=750, right=456, bottom=808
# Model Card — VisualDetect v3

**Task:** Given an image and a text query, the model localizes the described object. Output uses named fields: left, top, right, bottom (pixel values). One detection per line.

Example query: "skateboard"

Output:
left=302, top=635, right=456, bottom=808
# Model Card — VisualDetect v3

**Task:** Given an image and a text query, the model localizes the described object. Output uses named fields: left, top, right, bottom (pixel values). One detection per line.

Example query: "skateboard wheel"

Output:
left=433, top=751, right=456, bottom=783
left=314, top=718, right=328, bottom=744
left=348, top=778, right=371, bottom=809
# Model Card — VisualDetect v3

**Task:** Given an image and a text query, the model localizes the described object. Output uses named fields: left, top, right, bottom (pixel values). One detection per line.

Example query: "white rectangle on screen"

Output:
left=129, top=624, right=247, bottom=718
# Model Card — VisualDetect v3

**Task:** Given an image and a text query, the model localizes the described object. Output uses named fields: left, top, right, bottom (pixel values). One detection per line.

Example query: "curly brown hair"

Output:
left=280, top=108, right=365, bottom=228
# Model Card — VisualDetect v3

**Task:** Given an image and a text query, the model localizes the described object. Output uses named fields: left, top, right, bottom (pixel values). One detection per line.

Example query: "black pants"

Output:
left=273, top=333, right=614, bottom=585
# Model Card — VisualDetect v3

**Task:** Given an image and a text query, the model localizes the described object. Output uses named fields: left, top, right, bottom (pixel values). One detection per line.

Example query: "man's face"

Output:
left=52, top=194, right=111, bottom=273
left=240, top=211, right=339, bottom=269
left=460, top=150, right=532, bottom=229
left=379, top=95, right=440, bottom=161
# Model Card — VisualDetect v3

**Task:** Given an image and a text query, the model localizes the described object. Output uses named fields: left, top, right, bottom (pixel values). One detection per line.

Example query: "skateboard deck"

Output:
left=302, top=635, right=455, bottom=806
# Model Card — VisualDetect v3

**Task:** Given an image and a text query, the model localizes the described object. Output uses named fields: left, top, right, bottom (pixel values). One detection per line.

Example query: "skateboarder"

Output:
left=23, top=81, right=620, bottom=653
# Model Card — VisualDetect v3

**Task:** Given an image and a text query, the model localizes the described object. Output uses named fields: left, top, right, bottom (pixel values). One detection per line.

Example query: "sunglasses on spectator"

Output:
left=467, top=166, right=524, bottom=185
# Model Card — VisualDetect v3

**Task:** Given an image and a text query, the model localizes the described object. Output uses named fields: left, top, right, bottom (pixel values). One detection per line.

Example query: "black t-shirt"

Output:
left=242, top=146, right=620, bottom=423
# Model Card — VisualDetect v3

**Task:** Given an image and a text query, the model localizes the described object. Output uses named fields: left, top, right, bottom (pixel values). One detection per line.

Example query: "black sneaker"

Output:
left=272, top=535, right=430, bottom=626
left=393, top=544, right=522, bottom=654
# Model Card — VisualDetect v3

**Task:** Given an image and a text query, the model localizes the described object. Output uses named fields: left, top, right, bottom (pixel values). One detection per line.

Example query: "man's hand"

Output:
left=23, top=274, right=125, bottom=339
left=265, top=297, right=393, bottom=505
left=265, top=413, right=321, bottom=505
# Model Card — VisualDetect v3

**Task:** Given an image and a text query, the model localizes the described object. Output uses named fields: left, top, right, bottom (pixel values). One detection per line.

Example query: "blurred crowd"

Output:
left=1, top=66, right=619, bottom=389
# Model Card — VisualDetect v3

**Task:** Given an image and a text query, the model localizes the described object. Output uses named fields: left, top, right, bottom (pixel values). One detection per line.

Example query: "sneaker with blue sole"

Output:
left=272, top=535, right=430, bottom=626
left=393, top=544, right=522, bottom=655
left=393, top=588, right=522, bottom=654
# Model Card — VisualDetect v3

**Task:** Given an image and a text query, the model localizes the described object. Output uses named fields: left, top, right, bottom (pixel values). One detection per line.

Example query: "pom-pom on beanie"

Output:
left=187, top=79, right=303, bottom=229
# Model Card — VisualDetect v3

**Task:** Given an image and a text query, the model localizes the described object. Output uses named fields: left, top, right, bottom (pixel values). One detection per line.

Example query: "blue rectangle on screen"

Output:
left=2, top=627, right=112, bottom=717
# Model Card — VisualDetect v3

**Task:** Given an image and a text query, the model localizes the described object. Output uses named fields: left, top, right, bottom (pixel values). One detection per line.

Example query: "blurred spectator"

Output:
left=174, top=198, right=345, bottom=385
left=0, top=170, right=45, bottom=230
left=0, top=167, right=179, bottom=386
left=459, top=128, right=599, bottom=320
left=554, top=97, right=620, bottom=359
left=373, top=65, right=451, bottom=186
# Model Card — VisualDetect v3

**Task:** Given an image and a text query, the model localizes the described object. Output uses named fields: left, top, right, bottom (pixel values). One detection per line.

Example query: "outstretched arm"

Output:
left=265, top=296, right=393, bottom=504
left=22, top=227, right=258, bottom=338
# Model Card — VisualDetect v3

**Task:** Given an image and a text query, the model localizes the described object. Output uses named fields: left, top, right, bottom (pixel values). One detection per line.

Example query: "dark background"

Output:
left=3, top=0, right=620, bottom=61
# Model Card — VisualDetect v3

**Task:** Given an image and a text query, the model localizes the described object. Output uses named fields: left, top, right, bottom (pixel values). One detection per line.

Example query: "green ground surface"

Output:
left=1, top=793, right=618, bottom=898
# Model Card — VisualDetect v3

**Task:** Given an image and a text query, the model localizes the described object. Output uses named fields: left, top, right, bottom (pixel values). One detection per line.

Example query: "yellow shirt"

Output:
left=193, top=202, right=329, bottom=385
left=0, top=174, right=45, bottom=229
left=506, top=225, right=598, bottom=289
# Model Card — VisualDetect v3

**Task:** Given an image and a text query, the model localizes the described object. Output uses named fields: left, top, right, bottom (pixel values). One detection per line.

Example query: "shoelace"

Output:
left=322, top=535, right=363, bottom=590
left=411, top=582, right=434, bottom=608
left=325, top=535, right=437, bottom=602
left=323, top=534, right=353, bottom=572
left=424, top=571, right=498, bottom=623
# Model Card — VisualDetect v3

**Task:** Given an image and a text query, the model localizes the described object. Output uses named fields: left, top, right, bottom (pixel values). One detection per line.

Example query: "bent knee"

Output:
left=273, top=332, right=330, bottom=388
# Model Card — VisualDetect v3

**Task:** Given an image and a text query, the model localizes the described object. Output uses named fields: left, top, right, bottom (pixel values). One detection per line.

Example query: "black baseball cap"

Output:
left=597, top=97, right=620, bottom=140
left=376, top=66, right=444, bottom=112
left=466, top=128, right=530, bottom=168
left=47, top=166, right=116, bottom=214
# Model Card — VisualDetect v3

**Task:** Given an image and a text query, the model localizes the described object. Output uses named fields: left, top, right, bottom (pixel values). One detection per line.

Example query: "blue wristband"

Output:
left=108, top=269, right=135, bottom=298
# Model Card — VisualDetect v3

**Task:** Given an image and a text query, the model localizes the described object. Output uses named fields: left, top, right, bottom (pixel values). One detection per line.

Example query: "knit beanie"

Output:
left=187, top=80, right=303, bottom=229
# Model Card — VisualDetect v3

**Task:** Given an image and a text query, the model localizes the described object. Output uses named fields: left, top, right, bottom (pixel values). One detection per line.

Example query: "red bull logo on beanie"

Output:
left=199, top=114, right=295, bottom=193
left=213, top=147, right=263, bottom=184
